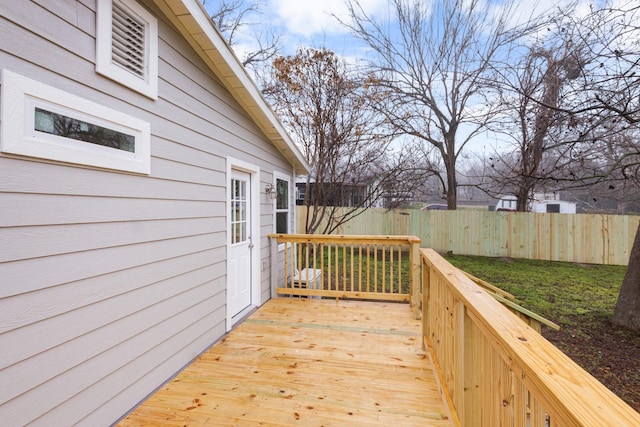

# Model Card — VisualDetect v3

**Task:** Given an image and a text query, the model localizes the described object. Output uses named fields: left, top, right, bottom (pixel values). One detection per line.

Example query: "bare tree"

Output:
left=494, top=2, right=640, bottom=330
left=263, top=48, right=420, bottom=234
left=526, top=3, right=640, bottom=331
left=480, top=1, right=640, bottom=211
left=338, top=0, right=524, bottom=209
left=483, top=32, right=595, bottom=210
left=201, top=0, right=280, bottom=69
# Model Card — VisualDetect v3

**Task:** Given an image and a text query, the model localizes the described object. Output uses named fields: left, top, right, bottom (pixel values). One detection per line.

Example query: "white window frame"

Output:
left=96, top=0, right=158, bottom=99
left=296, top=184, right=306, bottom=203
left=1, top=69, right=151, bottom=174
left=274, top=172, right=292, bottom=235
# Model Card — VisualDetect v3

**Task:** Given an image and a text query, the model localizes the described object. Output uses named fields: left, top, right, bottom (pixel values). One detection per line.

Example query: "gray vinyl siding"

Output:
left=0, top=1, right=293, bottom=425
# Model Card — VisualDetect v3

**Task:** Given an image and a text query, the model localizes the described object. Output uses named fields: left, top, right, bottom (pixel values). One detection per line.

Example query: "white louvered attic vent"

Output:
left=111, top=1, right=145, bottom=78
left=96, top=0, right=158, bottom=99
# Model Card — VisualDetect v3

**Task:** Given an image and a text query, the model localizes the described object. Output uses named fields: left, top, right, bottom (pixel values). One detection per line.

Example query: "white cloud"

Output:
left=270, top=0, right=387, bottom=37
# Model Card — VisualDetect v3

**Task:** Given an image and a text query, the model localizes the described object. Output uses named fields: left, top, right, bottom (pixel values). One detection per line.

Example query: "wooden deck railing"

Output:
left=269, top=234, right=421, bottom=318
left=267, top=235, right=640, bottom=424
left=421, top=248, right=640, bottom=427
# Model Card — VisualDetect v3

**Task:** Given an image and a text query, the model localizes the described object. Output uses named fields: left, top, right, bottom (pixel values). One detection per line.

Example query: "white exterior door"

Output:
left=229, top=169, right=252, bottom=318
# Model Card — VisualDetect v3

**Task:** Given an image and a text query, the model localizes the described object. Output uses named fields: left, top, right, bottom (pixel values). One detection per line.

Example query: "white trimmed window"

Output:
left=96, top=0, right=158, bottom=99
left=1, top=69, right=151, bottom=174
left=275, top=175, right=291, bottom=234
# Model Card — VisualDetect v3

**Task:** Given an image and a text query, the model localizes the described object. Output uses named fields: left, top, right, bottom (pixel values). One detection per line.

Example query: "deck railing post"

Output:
left=462, top=309, right=482, bottom=426
left=454, top=301, right=465, bottom=423
left=421, top=257, right=430, bottom=350
left=270, top=235, right=279, bottom=298
left=410, top=237, right=421, bottom=319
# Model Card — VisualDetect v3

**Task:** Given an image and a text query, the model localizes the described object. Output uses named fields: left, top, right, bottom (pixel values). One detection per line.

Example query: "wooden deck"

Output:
left=117, top=298, right=450, bottom=426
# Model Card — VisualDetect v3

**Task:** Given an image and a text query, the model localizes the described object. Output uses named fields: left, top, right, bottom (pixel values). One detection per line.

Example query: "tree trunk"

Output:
left=444, top=147, right=457, bottom=210
left=446, top=178, right=457, bottom=210
left=516, top=184, right=530, bottom=212
left=612, top=222, right=640, bottom=331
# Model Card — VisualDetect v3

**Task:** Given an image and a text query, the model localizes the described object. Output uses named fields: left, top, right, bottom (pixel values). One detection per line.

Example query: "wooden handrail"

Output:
left=270, top=233, right=421, bottom=245
left=421, top=248, right=640, bottom=426
left=268, top=234, right=422, bottom=318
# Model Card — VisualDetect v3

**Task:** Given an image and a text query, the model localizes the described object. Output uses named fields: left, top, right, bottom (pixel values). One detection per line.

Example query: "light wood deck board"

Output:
left=118, top=299, right=450, bottom=426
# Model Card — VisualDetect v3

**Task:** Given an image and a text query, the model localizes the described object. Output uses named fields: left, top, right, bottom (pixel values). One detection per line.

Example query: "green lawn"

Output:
left=445, top=254, right=626, bottom=324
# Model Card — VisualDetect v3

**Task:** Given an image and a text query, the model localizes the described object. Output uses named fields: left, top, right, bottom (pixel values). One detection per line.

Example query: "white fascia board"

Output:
left=156, top=0, right=310, bottom=174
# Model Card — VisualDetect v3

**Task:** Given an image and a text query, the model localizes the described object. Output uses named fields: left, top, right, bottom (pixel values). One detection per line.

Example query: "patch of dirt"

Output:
left=543, top=317, right=640, bottom=412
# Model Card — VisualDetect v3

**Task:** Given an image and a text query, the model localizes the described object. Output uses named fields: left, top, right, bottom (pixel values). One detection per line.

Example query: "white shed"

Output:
left=531, top=200, right=577, bottom=213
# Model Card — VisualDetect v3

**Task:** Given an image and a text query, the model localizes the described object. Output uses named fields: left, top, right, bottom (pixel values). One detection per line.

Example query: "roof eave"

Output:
left=153, top=0, right=310, bottom=174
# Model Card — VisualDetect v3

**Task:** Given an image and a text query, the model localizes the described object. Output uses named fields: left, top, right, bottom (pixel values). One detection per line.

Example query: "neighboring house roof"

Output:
left=154, top=0, right=310, bottom=174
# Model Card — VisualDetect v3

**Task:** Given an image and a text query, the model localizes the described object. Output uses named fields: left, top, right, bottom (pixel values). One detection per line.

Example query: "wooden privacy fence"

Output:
left=297, top=206, right=640, bottom=265
left=268, top=234, right=421, bottom=318
left=421, top=248, right=640, bottom=427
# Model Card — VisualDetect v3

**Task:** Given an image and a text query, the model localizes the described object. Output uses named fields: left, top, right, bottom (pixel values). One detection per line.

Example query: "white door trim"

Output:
left=226, top=157, right=261, bottom=331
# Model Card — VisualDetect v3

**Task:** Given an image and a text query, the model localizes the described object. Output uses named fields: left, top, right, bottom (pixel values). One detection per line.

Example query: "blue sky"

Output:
left=201, top=0, right=598, bottom=62
left=202, top=0, right=386, bottom=59
left=200, top=0, right=631, bottom=156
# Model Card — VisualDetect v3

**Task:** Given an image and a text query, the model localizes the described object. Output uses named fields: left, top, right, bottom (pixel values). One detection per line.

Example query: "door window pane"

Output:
left=231, top=178, right=248, bottom=244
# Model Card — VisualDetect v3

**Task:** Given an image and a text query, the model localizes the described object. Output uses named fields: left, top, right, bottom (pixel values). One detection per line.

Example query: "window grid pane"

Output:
left=231, top=178, right=248, bottom=244
left=276, top=212, right=288, bottom=234
left=275, top=178, right=290, bottom=234
left=276, top=178, right=288, bottom=210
